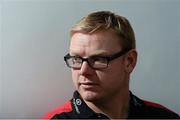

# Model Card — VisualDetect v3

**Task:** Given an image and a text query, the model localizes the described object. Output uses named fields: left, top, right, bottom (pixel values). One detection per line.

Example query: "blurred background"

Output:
left=0, top=0, right=179, bottom=118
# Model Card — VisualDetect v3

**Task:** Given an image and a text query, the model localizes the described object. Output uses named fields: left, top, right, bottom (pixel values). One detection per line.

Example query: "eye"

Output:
left=88, top=56, right=108, bottom=68
left=89, top=56, right=107, bottom=63
left=66, top=56, right=82, bottom=68
left=71, top=56, right=82, bottom=63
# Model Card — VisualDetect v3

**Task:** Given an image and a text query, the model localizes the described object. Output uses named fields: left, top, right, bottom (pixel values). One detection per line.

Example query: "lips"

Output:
left=79, top=82, right=98, bottom=89
left=78, top=76, right=99, bottom=89
left=80, top=82, right=98, bottom=85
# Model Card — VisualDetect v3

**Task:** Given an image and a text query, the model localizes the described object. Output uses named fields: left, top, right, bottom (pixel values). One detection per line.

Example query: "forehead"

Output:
left=70, top=30, right=122, bottom=55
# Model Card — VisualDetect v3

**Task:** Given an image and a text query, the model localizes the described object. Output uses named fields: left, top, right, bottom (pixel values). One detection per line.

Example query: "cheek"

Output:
left=101, top=64, right=126, bottom=84
left=99, top=70, right=127, bottom=93
left=71, top=70, right=79, bottom=87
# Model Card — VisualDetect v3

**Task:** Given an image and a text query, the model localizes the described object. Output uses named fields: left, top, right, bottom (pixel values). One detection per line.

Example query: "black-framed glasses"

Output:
left=64, top=48, right=130, bottom=70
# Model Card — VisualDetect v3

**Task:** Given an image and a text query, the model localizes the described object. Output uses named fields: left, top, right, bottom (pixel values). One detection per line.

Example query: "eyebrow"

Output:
left=70, top=50, right=109, bottom=57
left=89, top=50, right=109, bottom=56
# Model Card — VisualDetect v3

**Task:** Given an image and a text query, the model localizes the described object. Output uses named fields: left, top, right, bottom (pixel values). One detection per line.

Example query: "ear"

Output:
left=123, top=49, right=137, bottom=73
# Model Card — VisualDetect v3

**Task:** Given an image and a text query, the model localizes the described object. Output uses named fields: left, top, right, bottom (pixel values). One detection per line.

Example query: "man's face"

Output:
left=69, top=30, right=132, bottom=103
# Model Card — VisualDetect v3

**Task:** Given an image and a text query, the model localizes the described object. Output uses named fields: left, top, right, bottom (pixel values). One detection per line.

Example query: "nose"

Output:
left=80, top=61, right=94, bottom=76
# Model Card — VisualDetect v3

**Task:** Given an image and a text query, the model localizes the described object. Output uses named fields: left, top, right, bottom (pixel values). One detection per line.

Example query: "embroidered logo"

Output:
left=73, top=98, right=80, bottom=114
left=76, top=99, right=82, bottom=106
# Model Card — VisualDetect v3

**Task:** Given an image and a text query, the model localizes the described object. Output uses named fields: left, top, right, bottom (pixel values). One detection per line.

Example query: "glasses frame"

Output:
left=64, top=48, right=130, bottom=70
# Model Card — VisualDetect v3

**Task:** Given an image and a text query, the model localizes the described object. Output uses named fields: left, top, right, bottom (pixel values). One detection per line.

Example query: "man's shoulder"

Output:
left=129, top=93, right=179, bottom=118
left=42, top=101, right=73, bottom=120
left=143, top=100, right=174, bottom=112
left=142, top=100, right=179, bottom=118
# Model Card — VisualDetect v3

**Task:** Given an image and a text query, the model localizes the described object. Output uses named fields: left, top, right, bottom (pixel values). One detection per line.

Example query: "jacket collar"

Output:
left=71, top=91, right=144, bottom=119
left=71, top=91, right=109, bottom=119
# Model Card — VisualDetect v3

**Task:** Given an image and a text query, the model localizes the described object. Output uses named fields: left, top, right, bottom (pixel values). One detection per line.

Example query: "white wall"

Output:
left=0, top=0, right=3, bottom=117
left=0, top=0, right=179, bottom=118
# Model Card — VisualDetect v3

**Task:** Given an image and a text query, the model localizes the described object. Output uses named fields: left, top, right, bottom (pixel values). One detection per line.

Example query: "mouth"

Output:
left=79, top=82, right=98, bottom=89
left=80, top=82, right=98, bottom=86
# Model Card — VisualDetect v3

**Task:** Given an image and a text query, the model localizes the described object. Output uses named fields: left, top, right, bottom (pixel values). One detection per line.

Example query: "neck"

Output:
left=85, top=90, right=130, bottom=119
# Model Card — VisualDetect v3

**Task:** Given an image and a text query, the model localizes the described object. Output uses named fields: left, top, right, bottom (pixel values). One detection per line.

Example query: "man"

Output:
left=43, top=11, right=179, bottom=119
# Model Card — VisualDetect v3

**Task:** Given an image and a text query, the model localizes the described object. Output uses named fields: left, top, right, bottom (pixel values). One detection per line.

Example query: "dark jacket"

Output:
left=43, top=91, right=179, bottom=119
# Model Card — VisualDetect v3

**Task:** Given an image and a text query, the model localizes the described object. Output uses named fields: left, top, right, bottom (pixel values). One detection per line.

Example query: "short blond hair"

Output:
left=70, top=11, right=136, bottom=50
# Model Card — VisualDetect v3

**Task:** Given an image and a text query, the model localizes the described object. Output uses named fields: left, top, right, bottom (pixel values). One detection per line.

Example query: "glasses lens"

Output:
left=89, top=57, right=108, bottom=69
left=64, top=54, right=108, bottom=69
left=66, top=56, right=82, bottom=68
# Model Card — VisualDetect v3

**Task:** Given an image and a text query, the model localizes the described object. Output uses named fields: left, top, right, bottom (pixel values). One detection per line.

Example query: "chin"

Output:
left=79, top=90, right=100, bottom=102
